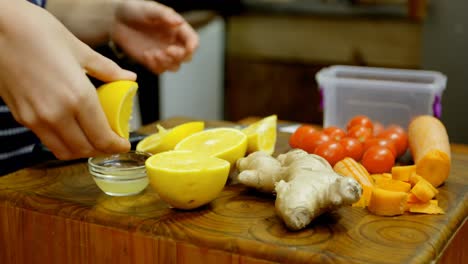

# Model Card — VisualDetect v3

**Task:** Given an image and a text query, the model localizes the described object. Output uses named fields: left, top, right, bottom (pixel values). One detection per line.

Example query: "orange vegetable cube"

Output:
left=409, top=173, right=424, bottom=187
left=374, top=178, right=412, bottom=193
left=407, top=193, right=422, bottom=203
left=391, top=165, right=416, bottom=182
left=371, top=173, right=392, bottom=182
left=368, top=188, right=408, bottom=216
left=410, top=178, right=439, bottom=202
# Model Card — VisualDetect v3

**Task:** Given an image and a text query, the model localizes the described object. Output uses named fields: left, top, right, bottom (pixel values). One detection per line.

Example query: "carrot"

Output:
left=368, top=188, right=408, bottom=216
left=408, top=115, right=451, bottom=187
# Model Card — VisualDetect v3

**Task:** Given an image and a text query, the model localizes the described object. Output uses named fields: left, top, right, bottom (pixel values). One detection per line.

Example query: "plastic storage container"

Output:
left=316, top=65, right=447, bottom=130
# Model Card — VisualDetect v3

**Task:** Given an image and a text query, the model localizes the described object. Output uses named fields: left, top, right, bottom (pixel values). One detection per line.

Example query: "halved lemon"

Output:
left=242, top=115, right=277, bottom=155
left=136, top=121, right=204, bottom=154
left=97, top=80, right=138, bottom=139
left=146, top=150, right=230, bottom=209
left=174, top=128, right=248, bottom=165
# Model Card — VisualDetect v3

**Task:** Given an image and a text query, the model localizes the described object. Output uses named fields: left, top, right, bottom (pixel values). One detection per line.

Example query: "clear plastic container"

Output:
left=316, top=65, right=447, bottom=130
left=88, top=151, right=151, bottom=196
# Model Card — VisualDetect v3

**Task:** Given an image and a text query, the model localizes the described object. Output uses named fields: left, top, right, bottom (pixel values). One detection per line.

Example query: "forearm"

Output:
left=45, top=0, right=122, bottom=46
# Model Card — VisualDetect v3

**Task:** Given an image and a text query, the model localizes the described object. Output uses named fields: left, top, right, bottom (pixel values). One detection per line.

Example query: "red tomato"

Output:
left=301, top=131, right=331, bottom=154
left=289, top=125, right=317, bottom=148
left=377, top=130, right=408, bottom=157
left=347, top=125, right=373, bottom=143
left=363, top=138, right=397, bottom=159
left=339, top=137, right=364, bottom=161
left=346, top=115, right=374, bottom=132
left=361, top=146, right=395, bottom=174
left=314, top=141, right=346, bottom=166
left=385, top=124, right=406, bottom=135
left=323, top=126, right=346, bottom=141
left=373, top=122, right=385, bottom=136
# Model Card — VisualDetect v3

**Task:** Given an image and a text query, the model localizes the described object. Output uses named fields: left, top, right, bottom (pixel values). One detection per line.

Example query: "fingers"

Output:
left=76, top=89, right=131, bottom=155
left=166, top=45, right=184, bottom=71
left=80, top=46, right=137, bottom=82
left=178, top=23, right=199, bottom=61
left=144, top=49, right=183, bottom=74
left=120, top=0, right=184, bottom=26
left=31, top=126, right=73, bottom=160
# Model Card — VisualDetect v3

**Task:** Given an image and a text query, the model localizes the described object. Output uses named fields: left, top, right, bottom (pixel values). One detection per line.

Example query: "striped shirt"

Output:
left=0, top=0, right=47, bottom=175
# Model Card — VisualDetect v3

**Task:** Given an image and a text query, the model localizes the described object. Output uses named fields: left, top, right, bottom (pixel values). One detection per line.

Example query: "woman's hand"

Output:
left=0, top=1, right=136, bottom=160
left=47, top=0, right=199, bottom=74
left=111, top=0, right=199, bottom=74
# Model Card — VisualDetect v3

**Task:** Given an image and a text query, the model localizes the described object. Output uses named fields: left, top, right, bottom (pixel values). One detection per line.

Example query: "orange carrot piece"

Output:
left=374, top=178, right=412, bottom=193
left=391, top=165, right=416, bottom=182
left=408, top=200, right=444, bottom=214
left=408, top=173, right=424, bottom=187
left=368, top=188, right=408, bottom=216
left=407, top=193, right=422, bottom=203
left=371, top=173, right=392, bottom=182
left=410, top=178, right=439, bottom=202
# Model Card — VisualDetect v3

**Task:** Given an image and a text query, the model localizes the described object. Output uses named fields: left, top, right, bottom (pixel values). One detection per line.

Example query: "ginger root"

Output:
left=236, top=149, right=362, bottom=230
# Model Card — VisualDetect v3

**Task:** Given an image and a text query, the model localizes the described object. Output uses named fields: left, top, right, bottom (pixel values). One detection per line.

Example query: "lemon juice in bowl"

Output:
left=88, top=151, right=151, bottom=196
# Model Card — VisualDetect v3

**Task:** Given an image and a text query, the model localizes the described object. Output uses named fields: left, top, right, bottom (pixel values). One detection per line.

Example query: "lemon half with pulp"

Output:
left=174, top=128, right=247, bottom=165
left=242, top=115, right=277, bottom=155
left=146, top=150, right=230, bottom=209
left=136, top=121, right=205, bottom=154
left=97, top=80, right=138, bottom=139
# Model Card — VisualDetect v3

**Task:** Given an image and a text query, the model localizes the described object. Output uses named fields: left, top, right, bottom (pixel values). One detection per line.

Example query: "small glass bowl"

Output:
left=88, top=151, right=152, bottom=196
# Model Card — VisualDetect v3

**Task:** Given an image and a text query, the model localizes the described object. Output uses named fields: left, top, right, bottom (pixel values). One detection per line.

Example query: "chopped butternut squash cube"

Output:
left=374, top=178, right=412, bottom=193
left=409, top=173, right=424, bottom=187
left=407, top=193, right=422, bottom=203
left=391, top=165, right=416, bottom=182
left=368, top=188, right=408, bottom=216
left=371, top=173, right=392, bottom=182
left=410, top=178, right=439, bottom=202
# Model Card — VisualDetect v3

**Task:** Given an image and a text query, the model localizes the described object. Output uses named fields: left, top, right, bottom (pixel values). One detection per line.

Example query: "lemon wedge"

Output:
left=174, top=128, right=247, bottom=165
left=146, top=150, right=230, bottom=209
left=136, top=121, right=205, bottom=154
left=97, top=80, right=138, bottom=139
left=242, top=115, right=277, bottom=155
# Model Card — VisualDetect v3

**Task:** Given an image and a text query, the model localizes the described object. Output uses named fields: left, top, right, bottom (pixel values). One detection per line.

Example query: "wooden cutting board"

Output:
left=0, top=117, right=466, bottom=264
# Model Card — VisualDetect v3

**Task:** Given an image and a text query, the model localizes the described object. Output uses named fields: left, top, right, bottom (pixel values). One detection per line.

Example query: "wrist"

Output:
left=46, top=0, right=123, bottom=46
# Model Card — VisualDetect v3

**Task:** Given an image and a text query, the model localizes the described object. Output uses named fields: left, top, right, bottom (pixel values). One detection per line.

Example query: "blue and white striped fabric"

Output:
left=28, top=0, right=47, bottom=8
left=0, top=0, right=47, bottom=175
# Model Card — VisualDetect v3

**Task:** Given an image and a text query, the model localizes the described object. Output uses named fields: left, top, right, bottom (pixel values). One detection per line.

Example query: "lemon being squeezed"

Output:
left=96, top=80, right=138, bottom=139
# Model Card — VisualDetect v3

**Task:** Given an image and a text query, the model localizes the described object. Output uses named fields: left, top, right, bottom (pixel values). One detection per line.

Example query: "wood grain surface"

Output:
left=0, top=117, right=466, bottom=264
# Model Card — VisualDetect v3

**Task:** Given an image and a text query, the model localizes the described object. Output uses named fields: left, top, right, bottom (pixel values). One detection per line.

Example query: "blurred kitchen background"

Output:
left=109, top=0, right=468, bottom=144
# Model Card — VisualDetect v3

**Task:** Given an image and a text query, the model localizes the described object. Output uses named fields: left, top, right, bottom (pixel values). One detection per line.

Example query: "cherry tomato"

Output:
left=363, top=138, right=397, bottom=159
left=346, top=115, right=374, bottom=132
left=323, top=126, right=346, bottom=141
left=385, top=124, right=406, bottom=135
left=377, top=130, right=408, bottom=157
left=347, top=125, right=373, bottom=143
left=289, top=125, right=317, bottom=148
left=339, top=137, right=364, bottom=161
left=373, top=122, right=385, bottom=136
left=361, top=146, right=395, bottom=174
left=314, top=141, right=346, bottom=166
left=301, top=131, right=331, bottom=154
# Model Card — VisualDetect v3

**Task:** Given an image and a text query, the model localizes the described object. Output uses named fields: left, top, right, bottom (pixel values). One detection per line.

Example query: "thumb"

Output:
left=80, top=46, right=137, bottom=82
